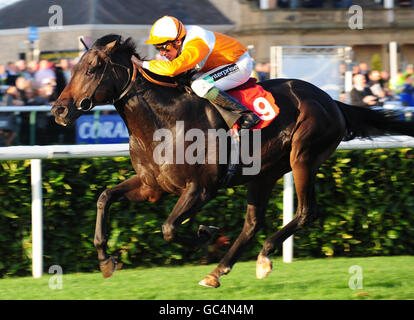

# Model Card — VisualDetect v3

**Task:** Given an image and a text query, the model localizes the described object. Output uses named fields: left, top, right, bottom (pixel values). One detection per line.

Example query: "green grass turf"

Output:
left=0, top=256, right=413, bottom=300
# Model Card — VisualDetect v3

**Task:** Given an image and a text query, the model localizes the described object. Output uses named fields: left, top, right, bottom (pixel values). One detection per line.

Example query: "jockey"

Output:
left=131, top=15, right=260, bottom=129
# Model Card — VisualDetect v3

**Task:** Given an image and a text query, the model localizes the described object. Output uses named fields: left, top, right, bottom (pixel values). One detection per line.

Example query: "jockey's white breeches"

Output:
left=191, top=51, right=253, bottom=97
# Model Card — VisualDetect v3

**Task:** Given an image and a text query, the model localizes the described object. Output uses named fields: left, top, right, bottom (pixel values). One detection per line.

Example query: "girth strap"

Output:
left=220, top=125, right=240, bottom=188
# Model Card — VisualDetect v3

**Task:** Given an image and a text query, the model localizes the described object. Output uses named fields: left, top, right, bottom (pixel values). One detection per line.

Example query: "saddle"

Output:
left=226, top=78, right=279, bottom=130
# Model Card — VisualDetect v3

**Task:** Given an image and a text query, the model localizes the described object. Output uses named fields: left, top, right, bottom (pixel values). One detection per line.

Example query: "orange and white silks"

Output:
left=142, top=25, right=247, bottom=77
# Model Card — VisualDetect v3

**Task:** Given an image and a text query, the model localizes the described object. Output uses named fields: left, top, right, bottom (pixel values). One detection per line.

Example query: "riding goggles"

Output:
left=154, top=42, right=174, bottom=52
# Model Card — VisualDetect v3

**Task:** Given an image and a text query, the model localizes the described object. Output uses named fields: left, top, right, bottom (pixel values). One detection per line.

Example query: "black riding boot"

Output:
left=204, top=87, right=261, bottom=129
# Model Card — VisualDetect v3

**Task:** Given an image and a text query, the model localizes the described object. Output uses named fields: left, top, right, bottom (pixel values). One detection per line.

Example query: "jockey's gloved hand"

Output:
left=131, top=56, right=143, bottom=68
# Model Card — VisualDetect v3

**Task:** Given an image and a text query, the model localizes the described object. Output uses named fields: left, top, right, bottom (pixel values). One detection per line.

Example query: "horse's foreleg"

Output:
left=95, top=175, right=163, bottom=278
left=162, top=182, right=212, bottom=249
left=199, top=177, right=276, bottom=288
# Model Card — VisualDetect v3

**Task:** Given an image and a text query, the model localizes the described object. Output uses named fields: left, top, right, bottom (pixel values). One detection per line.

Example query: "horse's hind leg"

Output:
left=199, top=176, right=277, bottom=288
left=256, top=99, right=344, bottom=279
left=256, top=159, right=319, bottom=279
left=95, top=175, right=163, bottom=278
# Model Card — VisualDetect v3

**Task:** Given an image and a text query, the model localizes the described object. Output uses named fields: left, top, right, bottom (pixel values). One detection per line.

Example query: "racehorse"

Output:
left=51, top=34, right=414, bottom=288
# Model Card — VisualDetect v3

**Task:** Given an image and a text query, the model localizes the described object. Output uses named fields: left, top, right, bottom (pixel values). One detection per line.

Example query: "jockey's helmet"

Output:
left=145, top=16, right=186, bottom=45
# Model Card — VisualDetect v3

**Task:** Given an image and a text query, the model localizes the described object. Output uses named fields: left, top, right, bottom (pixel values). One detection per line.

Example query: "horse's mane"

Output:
left=93, top=34, right=194, bottom=87
left=93, top=34, right=138, bottom=59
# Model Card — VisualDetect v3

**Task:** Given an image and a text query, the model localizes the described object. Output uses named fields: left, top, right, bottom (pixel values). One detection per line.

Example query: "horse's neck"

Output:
left=115, top=79, right=219, bottom=151
left=115, top=88, right=181, bottom=145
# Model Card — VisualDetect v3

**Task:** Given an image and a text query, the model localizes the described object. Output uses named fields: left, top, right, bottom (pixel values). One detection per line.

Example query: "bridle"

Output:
left=77, top=38, right=137, bottom=112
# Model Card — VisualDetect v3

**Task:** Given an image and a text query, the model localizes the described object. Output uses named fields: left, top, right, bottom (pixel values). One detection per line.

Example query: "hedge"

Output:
left=1, top=148, right=414, bottom=277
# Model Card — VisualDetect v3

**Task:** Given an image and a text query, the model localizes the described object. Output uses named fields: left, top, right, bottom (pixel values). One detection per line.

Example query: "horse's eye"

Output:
left=86, top=67, right=98, bottom=76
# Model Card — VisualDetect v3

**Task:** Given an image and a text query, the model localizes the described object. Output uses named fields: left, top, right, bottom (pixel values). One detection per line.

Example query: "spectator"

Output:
left=261, top=62, right=271, bottom=81
left=350, top=73, right=378, bottom=107
left=389, top=71, right=405, bottom=94
left=380, top=70, right=390, bottom=89
left=367, top=70, right=391, bottom=104
left=0, top=64, right=7, bottom=85
left=34, top=60, right=56, bottom=88
left=19, top=86, right=47, bottom=145
left=15, top=59, right=32, bottom=80
left=53, top=62, right=67, bottom=96
left=255, top=62, right=270, bottom=82
left=352, top=64, right=360, bottom=76
left=25, top=87, right=48, bottom=106
left=1, top=86, right=24, bottom=106
left=400, top=74, right=414, bottom=107
left=358, top=62, right=370, bottom=82
left=27, top=60, right=38, bottom=78
left=0, top=113, right=16, bottom=146
left=390, top=64, right=414, bottom=94
left=5, top=62, right=19, bottom=86
left=39, top=79, right=58, bottom=103
left=405, top=64, right=414, bottom=75
left=58, top=58, right=71, bottom=84
left=15, top=77, right=28, bottom=104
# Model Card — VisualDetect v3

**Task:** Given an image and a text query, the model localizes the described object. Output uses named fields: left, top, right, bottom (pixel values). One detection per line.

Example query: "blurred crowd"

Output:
left=1, top=56, right=414, bottom=146
left=0, top=58, right=73, bottom=106
left=0, top=58, right=75, bottom=146
left=252, top=60, right=414, bottom=109
left=349, top=62, right=414, bottom=108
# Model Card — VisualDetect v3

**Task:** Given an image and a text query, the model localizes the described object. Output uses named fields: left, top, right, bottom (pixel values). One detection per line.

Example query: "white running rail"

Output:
left=1, top=135, right=414, bottom=277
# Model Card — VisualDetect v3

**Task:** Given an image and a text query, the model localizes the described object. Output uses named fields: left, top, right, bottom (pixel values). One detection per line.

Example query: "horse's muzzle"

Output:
left=51, top=104, right=69, bottom=126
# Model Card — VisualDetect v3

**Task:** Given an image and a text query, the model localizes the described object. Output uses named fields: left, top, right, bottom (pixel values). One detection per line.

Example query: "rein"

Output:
left=78, top=47, right=137, bottom=112
left=136, top=65, right=178, bottom=88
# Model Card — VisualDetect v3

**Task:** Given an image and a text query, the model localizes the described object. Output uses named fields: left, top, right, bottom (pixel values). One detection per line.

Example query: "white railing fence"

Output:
left=1, top=136, right=414, bottom=277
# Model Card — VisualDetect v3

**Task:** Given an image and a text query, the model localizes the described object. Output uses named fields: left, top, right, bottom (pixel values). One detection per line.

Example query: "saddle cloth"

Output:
left=227, top=78, right=279, bottom=130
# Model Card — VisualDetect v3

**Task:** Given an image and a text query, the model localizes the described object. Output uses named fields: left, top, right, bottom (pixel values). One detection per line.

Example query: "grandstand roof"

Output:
left=0, top=0, right=232, bottom=29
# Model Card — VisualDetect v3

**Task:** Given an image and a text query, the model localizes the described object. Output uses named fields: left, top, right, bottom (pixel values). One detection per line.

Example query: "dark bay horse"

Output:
left=51, top=35, right=414, bottom=288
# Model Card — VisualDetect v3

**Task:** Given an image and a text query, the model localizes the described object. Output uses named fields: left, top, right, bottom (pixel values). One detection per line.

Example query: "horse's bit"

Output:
left=77, top=39, right=136, bottom=112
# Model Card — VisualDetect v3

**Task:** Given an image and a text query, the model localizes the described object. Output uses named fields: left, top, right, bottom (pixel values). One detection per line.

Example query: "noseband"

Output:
left=78, top=47, right=136, bottom=112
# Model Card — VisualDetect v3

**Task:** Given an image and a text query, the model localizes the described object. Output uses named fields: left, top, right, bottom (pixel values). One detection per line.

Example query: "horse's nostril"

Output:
left=57, top=107, right=66, bottom=115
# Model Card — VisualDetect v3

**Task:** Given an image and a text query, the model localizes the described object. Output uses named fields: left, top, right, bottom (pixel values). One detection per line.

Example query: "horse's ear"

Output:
left=103, top=40, right=118, bottom=54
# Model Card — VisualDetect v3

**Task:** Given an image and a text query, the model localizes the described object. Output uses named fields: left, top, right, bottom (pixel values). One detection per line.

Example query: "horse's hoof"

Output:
left=99, top=256, right=120, bottom=279
left=198, top=274, right=220, bottom=288
left=256, top=254, right=273, bottom=279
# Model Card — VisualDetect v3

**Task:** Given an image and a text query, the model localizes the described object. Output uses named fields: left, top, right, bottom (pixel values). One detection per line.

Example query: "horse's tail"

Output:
left=335, top=100, right=414, bottom=141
